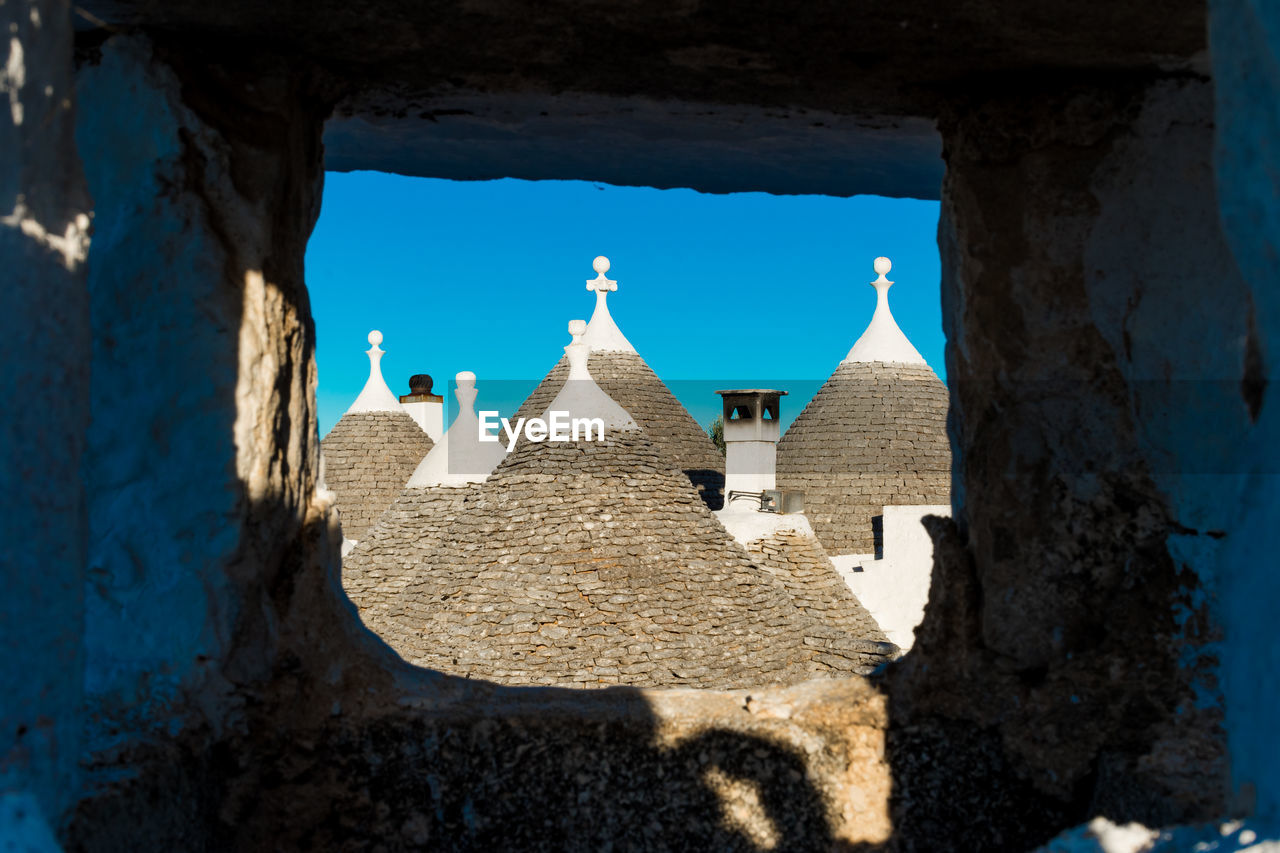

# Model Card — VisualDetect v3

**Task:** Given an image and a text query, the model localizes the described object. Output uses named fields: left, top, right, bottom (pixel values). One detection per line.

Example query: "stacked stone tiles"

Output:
left=743, top=529, right=890, bottom=654
left=343, top=484, right=471, bottom=626
left=776, top=361, right=950, bottom=555
left=365, top=428, right=891, bottom=688
left=515, top=351, right=726, bottom=508
left=321, top=410, right=434, bottom=541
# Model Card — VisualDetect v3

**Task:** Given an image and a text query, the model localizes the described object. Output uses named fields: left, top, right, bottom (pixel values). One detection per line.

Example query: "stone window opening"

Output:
left=7, top=6, right=1270, bottom=851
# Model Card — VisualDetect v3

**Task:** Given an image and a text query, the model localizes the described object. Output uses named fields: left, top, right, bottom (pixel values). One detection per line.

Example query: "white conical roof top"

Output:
left=514, top=268, right=725, bottom=506
left=843, top=257, right=927, bottom=365
left=345, top=330, right=404, bottom=413
left=544, top=319, right=638, bottom=432
left=580, top=256, right=636, bottom=354
left=407, top=371, right=508, bottom=487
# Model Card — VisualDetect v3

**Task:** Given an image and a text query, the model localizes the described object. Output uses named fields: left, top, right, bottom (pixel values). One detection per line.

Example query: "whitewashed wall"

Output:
left=834, top=505, right=950, bottom=651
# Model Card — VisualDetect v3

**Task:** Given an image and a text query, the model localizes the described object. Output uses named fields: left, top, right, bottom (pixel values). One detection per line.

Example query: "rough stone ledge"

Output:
left=258, top=671, right=895, bottom=850
left=392, top=670, right=887, bottom=729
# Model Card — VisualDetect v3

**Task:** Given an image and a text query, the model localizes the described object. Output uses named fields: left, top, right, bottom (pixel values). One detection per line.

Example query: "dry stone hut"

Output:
left=515, top=257, right=727, bottom=508
left=321, top=330, right=434, bottom=543
left=369, top=321, right=895, bottom=687
left=776, top=258, right=951, bottom=557
left=344, top=371, right=507, bottom=623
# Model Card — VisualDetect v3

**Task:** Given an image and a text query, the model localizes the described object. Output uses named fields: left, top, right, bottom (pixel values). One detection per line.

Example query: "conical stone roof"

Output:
left=776, top=259, right=950, bottom=555
left=741, top=528, right=889, bottom=645
left=343, top=483, right=473, bottom=623
left=514, top=257, right=725, bottom=508
left=515, top=351, right=726, bottom=507
left=321, top=331, right=434, bottom=541
left=344, top=371, right=507, bottom=618
left=323, top=411, right=433, bottom=541
left=374, top=430, right=892, bottom=687
left=361, top=320, right=889, bottom=687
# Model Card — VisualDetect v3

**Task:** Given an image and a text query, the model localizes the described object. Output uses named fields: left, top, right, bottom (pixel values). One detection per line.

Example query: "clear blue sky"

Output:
left=308, top=173, right=944, bottom=437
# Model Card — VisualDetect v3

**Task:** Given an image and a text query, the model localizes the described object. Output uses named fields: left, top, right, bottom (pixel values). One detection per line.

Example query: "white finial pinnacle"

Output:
left=454, top=370, right=479, bottom=414
left=544, top=315, right=638, bottom=433
left=346, top=329, right=402, bottom=413
left=587, top=255, right=617, bottom=294
left=870, top=256, right=894, bottom=292
left=408, top=369, right=507, bottom=487
left=842, top=255, right=926, bottom=366
left=565, top=319, right=591, bottom=381
left=581, top=255, right=635, bottom=353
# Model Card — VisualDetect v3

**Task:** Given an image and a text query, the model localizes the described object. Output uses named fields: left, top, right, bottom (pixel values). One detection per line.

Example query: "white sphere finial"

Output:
left=346, top=328, right=398, bottom=413
left=843, top=252, right=924, bottom=365
left=456, top=370, right=476, bottom=388
left=568, top=319, right=588, bottom=338
left=593, top=256, right=610, bottom=275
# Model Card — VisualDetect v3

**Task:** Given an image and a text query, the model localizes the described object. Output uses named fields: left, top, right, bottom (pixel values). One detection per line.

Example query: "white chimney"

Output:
left=399, top=373, right=444, bottom=442
left=716, top=389, right=787, bottom=510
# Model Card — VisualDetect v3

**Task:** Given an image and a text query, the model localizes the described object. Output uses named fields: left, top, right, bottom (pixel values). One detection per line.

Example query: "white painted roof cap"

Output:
left=346, top=330, right=405, bottom=413
left=545, top=319, right=638, bottom=431
left=842, top=257, right=927, bottom=365
left=408, top=370, right=508, bottom=487
left=581, top=255, right=637, bottom=353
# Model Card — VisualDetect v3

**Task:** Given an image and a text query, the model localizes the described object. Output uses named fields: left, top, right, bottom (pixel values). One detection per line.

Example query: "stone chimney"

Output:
left=399, top=373, right=444, bottom=442
left=715, top=389, right=787, bottom=509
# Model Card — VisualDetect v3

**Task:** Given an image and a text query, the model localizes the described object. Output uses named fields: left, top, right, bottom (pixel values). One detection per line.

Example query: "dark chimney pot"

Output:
left=408, top=374, right=434, bottom=396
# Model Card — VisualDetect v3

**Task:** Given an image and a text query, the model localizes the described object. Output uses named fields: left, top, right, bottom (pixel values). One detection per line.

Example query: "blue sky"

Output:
left=308, top=173, right=944, bottom=437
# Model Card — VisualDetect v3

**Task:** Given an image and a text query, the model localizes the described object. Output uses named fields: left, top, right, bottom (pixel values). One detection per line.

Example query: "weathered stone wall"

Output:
left=321, top=409, right=433, bottom=540
left=0, top=0, right=89, bottom=832
left=153, top=676, right=895, bottom=851
left=2, top=2, right=1269, bottom=849
left=72, top=32, right=338, bottom=836
left=884, top=75, right=1240, bottom=849
left=74, top=0, right=1210, bottom=204
left=60, top=30, right=900, bottom=851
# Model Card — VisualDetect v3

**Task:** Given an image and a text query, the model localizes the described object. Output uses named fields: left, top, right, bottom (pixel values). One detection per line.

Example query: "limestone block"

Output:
left=72, top=33, right=336, bottom=830
left=885, top=76, right=1235, bottom=849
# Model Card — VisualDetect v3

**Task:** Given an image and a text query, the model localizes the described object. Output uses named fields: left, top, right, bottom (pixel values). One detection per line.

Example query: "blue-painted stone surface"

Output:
left=1209, top=0, right=1280, bottom=822
left=0, top=0, right=88, bottom=831
left=76, top=36, right=243, bottom=748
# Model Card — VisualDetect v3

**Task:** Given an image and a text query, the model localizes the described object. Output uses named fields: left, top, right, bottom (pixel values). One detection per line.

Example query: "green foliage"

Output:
left=707, top=415, right=725, bottom=455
